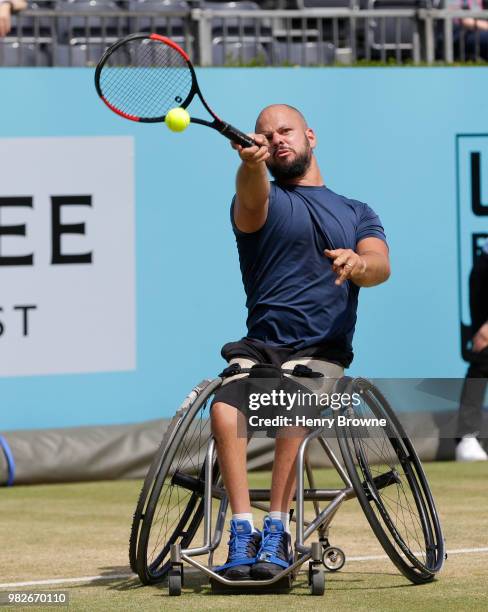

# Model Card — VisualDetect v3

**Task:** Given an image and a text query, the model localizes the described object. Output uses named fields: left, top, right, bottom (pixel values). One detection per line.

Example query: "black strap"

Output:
left=218, top=363, right=242, bottom=378
left=219, top=363, right=323, bottom=379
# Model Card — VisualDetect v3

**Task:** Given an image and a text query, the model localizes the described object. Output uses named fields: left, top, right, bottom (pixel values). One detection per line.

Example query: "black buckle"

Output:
left=219, top=363, right=242, bottom=378
left=291, top=364, right=324, bottom=378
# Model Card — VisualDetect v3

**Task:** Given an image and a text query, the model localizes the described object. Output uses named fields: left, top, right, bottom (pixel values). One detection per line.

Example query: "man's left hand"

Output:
left=324, top=249, right=366, bottom=286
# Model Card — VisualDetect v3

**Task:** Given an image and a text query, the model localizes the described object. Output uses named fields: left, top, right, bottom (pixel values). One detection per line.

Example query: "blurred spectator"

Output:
left=0, top=0, right=27, bottom=38
left=456, top=238, right=488, bottom=461
left=455, top=0, right=488, bottom=60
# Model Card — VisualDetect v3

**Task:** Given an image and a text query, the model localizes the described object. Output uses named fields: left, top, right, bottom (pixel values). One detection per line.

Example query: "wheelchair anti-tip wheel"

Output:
left=336, top=378, right=445, bottom=584
left=129, top=379, right=221, bottom=585
left=322, top=546, right=346, bottom=572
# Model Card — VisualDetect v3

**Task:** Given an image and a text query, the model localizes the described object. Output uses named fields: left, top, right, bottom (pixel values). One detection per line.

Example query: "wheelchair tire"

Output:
left=168, top=569, right=182, bottom=596
left=129, top=378, right=222, bottom=584
left=309, top=566, right=325, bottom=596
left=336, top=377, right=445, bottom=584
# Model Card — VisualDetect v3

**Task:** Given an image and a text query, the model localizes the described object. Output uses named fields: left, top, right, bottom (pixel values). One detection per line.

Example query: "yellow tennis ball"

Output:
left=165, top=107, right=190, bottom=132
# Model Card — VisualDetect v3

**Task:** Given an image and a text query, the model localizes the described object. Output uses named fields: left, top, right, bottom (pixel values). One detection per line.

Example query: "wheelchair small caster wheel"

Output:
left=168, top=569, right=182, bottom=596
left=309, top=566, right=325, bottom=596
left=322, top=546, right=345, bottom=572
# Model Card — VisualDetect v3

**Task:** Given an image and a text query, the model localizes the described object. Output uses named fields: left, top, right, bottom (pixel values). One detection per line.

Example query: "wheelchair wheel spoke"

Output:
left=130, top=380, right=221, bottom=584
left=337, top=377, right=444, bottom=583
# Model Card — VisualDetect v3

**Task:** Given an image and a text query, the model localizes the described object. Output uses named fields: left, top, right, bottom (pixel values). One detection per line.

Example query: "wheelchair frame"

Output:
left=169, top=429, right=355, bottom=594
left=130, top=369, right=445, bottom=596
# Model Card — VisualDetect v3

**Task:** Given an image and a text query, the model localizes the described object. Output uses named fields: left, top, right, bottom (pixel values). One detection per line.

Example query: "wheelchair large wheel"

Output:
left=129, top=378, right=222, bottom=584
left=336, top=377, right=445, bottom=584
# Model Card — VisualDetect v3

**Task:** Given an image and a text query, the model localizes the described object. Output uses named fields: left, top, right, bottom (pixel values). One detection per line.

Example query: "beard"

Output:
left=266, top=138, right=312, bottom=183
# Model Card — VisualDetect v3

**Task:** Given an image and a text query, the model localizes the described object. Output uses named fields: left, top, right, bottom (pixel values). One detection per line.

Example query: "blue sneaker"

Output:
left=214, top=519, right=261, bottom=580
left=251, top=517, right=292, bottom=580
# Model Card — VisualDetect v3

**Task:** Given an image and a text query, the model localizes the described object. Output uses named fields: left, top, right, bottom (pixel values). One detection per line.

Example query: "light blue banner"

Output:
left=1, top=67, right=487, bottom=429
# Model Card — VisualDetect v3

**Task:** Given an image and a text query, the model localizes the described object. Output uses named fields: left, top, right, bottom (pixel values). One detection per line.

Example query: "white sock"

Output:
left=232, top=513, right=257, bottom=533
left=269, top=510, right=290, bottom=534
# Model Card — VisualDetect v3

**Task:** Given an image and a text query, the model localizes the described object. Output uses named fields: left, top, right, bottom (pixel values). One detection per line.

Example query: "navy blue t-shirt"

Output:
left=231, top=183, right=387, bottom=365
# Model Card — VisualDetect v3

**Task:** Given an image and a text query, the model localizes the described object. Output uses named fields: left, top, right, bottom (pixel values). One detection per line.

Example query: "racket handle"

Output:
left=219, top=123, right=256, bottom=148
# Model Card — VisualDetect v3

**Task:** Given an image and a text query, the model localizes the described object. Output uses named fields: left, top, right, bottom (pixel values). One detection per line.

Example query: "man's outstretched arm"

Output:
left=324, top=237, right=390, bottom=287
left=232, top=134, right=270, bottom=233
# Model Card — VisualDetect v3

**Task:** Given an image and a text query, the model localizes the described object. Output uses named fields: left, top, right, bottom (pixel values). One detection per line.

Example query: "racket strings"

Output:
left=99, top=38, right=193, bottom=119
left=102, top=44, right=189, bottom=111
left=102, top=53, right=189, bottom=118
left=103, top=56, right=187, bottom=115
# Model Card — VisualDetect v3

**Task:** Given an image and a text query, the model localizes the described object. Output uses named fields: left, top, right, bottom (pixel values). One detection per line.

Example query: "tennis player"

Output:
left=211, top=104, right=390, bottom=580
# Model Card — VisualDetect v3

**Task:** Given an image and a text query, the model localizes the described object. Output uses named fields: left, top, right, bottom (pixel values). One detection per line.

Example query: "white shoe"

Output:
left=455, top=436, right=488, bottom=462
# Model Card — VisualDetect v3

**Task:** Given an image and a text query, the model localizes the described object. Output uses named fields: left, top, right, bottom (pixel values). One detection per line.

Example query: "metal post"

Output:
left=193, top=7, right=212, bottom=66
left=170, top=542, right=182, bottom=564
left=443, top=14, right=453, bottom=64
left=350, top=12, right=357, bottom=64
left=204, top=438, right=215, bottom=547
left=413, top=28, right=421, bottom=64
left=317, top=436, right=352, bottom=488
left=424, top=13, right=435, bottom=64
left=305, top=455, right=321, bottom=518
left=295, top=434, right=308, bottom=551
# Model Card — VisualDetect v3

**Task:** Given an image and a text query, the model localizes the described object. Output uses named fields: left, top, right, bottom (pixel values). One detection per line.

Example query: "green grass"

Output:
left=1, top=462, right=487, bottom=611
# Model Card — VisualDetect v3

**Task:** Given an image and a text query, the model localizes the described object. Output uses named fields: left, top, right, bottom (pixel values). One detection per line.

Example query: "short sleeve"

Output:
left=230, top=183, right=276, bottom=237
left=356, top=202, right=387, bottom=245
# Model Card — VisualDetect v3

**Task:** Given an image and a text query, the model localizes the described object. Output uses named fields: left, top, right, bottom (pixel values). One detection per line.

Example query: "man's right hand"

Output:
left=231, top=133, right=270, bottom=168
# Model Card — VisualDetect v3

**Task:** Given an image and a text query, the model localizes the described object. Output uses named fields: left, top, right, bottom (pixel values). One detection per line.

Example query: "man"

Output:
left=456, top=238, right=488, bottom=461
left=454, top=0, right=488, bottom=62
left=211, top=104, right=390, bottom=581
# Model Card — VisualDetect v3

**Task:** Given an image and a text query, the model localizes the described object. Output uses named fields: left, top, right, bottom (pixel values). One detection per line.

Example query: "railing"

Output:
left=424, top=9, right=488, bottom=63
left=2, top=7, right=488, bottom=66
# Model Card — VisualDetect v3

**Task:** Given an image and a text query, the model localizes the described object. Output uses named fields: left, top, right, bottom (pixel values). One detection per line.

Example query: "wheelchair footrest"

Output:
left=209, top=575, right=293, bottom=594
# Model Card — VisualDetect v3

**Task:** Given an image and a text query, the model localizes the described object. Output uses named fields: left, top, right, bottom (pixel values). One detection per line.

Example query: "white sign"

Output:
left=0, top=137, right=136, bottom=377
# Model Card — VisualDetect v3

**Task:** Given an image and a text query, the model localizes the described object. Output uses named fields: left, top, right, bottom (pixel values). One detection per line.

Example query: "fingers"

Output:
left=324, top=249, right=364, bottom=286
left=231, top=133, right=266, bottom=150
left=334, top=263, right=353, bottom=286
left=325, top=249, right=350, bottom=268
left=232, top=133, right=270, bottom=166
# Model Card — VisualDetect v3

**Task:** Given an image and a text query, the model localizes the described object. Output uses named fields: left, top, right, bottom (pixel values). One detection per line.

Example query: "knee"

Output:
left=211, top=402, right=240, bottom=438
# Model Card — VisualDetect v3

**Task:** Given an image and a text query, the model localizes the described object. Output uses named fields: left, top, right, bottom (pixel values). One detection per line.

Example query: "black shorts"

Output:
left=211, top=338, right=345, bottom=435
left=219, top=337, right=352, bottom=369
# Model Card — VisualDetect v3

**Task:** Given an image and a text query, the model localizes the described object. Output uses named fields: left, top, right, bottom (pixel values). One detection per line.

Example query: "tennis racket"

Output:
left=94, top=33, right=256, bottom=148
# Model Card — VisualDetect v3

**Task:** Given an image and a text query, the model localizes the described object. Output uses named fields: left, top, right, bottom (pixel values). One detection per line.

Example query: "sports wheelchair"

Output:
left=129, top=364, right=445, bottom=596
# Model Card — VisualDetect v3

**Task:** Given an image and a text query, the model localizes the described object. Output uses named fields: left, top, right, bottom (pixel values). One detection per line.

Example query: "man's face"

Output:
left=255, top=107, right=315, bottom=182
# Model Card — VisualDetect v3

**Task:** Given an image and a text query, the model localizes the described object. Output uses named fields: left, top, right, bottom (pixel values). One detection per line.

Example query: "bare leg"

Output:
left=211, top=401, right=251, bottom=514
left=270, top=428, right=308, bottom=512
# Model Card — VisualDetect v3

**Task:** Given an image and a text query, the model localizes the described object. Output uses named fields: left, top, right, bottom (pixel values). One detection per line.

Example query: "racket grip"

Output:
left=219, top=123, right=256, bottom=148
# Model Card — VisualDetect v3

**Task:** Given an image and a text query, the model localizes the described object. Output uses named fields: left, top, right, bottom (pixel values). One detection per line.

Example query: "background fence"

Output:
left=2, top=1, right=488, bottom=66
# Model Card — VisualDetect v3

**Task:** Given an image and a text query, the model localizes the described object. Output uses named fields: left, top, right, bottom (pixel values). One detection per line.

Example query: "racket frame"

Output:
left=94, top=33, right=256, bottom=148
